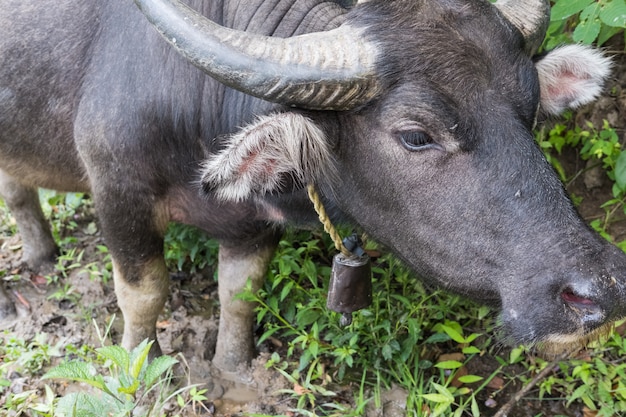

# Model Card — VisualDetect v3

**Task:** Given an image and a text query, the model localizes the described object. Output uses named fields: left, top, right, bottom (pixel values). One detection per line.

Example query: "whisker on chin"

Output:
left=536, top=322, right=615, bottom=359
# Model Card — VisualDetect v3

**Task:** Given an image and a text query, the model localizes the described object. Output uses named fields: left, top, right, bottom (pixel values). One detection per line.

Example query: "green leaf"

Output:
left=129, top=339, right=152, bottom=380
left=96, top=345, right=130, bottom=373
left=462, top=346, right=481, bottom=355
left=432, top=382, right=455, bottom=401
left=600, top=0, right=626, bottom=27
left=598, top=24, right=622, bottom=45
left=280, top=281, right=294, bottom=302
left=457, top=374, right=484, bottom=384
left=56, top=393, right=110, bottom=417
left=471, top=395, right=480, bottom=417
left=144, top=355, right=178, bottom=389
left=615, top=151, right=626, bottom=192
left=43, top=361, right=105, bottom=391
left=435, top=360, right=464, bottom=370
left=422, top=393, right=452, bottom=403
left=256, top=325, right=282, bottom=345
left=551, top=0, right=594, bottom=21
left=509, top=346, right=525, bottom=364
left=382, top=343, right=393, bottom=361
left=439, top=324, right=466, bottom=344
left=296, top=308, right=320, bottom=327
left=117, top=379, right=140, bottom=395
left=573, top=14, right=602, bottom=43
left=425, top=332, right=451, bottom=344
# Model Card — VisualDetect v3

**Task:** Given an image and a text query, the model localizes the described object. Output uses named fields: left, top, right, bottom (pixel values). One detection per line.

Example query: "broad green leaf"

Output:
left=509, top=346, right=525, bottom=364
left=129, top=339, right=152, bottom=379
left=64, top=192, right=85, bottom=209
left=439, top=324, right=466, bottom=344
left=573, top=14, right=601, bottom=43
left=296, top=308, right=320, bottom=327
left=56, top=393, right=109, bottom=417
left=96, top=345, right=130, bottom=373
left=280, top=280, right=294, bottom=302
left=614, top=151, right=626, bottom=191
left=43, top=361, right=105, bottom=391
left=551, top=0, right=594, bottom=21
left=144, top=355, right=179, bottom=389
left=382, top=343, right=393, bottom=361
left=600, top=0, right=626, bottom=27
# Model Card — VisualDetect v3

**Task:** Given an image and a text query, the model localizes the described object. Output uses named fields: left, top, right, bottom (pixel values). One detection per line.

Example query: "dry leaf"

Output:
left=487, top=376, right=505, bottom=390
left=293, top=383, right=308, bottom=396
left=30, top=274, right=47, bottom=286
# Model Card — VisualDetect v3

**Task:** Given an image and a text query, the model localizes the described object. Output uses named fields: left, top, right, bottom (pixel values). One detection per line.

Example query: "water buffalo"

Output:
left=0, top=0, right=622, bottom=373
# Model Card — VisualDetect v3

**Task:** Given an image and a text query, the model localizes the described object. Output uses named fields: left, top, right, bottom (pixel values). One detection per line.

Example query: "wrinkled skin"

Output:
left=0, top=0, right=624, bottom=375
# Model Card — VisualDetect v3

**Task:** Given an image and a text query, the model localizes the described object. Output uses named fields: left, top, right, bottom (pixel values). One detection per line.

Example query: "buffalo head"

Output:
left=136, top=0, right=624, bottom=354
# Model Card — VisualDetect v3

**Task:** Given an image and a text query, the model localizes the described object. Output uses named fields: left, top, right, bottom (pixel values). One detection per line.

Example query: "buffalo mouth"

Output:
left=499, top=281, right=618, bottom=358
left=536, top=322, right=615, bottom=358
left=531, top=287, right=614, bottom=357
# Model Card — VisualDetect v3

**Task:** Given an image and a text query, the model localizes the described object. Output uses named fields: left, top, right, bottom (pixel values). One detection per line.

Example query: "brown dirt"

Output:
left=1, top=37, right=626, bottom=417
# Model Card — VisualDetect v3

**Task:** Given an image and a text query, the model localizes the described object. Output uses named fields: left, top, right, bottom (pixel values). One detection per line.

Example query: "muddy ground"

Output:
left=1, top=38, right=626, bottom=417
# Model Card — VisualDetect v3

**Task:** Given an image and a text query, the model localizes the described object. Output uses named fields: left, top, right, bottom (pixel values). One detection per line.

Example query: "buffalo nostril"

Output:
left=561, top=288, right=596, bottom=307
left=560, top=287, right=605, bottom=322
left=560, top=287, right=606, bottom=326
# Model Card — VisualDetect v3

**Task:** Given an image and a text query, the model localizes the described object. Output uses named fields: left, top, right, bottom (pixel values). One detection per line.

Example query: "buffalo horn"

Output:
left=492, top=0, right=551, bottom=54
left=133, top=0, right=381, bottom=111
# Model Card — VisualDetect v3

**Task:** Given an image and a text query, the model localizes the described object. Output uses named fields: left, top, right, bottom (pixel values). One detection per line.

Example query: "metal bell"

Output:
left=327, top=252, right=372, bottom=325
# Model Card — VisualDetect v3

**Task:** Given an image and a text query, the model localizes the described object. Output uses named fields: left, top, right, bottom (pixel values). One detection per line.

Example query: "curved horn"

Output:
left=493, top=0, right=550, bottom=54
left=134, top=0, right=381, bottom=110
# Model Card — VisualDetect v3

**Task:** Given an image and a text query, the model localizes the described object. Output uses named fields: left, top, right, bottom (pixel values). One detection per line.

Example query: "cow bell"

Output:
left=327, top=251, right=372, bottom=326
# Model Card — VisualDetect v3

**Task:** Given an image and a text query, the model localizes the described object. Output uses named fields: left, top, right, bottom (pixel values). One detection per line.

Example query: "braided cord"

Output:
left=307, top=185, right=351, bottom=257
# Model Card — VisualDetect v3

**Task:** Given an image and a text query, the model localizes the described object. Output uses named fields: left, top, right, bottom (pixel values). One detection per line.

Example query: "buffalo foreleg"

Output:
left=92, top=182, right=170, bottom=357
left=213, top=235, right=278, bottom=371
left=113, top=257, right=169, bottom=355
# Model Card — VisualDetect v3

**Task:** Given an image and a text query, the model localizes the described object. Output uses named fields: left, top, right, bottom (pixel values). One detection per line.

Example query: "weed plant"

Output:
left=545, top=0, right=626, bottom=47
left=238, top=230, right=505, bottom=416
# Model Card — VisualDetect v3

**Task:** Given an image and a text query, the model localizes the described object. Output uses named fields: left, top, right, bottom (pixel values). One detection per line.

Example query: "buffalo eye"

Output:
left=398, top=130, right=437, bottom=151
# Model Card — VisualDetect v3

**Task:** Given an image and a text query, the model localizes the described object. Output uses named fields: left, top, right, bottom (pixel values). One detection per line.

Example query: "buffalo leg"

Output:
left=113, top=257, right=169, bottom=354
left=0, top=170, right=57, bottom=269
left=93, top=184, right=170, bottom=356
left=213, top=235, right=278, bottom=371
left=0, top=169, right=57, bottom=319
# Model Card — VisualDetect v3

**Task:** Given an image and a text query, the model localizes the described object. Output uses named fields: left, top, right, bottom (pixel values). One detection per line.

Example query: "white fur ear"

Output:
left=201, top=112, right=335, bottom=201
left=536, top=44, right=612, bottom=115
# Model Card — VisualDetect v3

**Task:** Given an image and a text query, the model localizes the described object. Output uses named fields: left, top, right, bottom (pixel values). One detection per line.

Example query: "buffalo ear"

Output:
left=201, top=112, right=335, bottom=201
left=536, top=44, right=612, bottom=115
